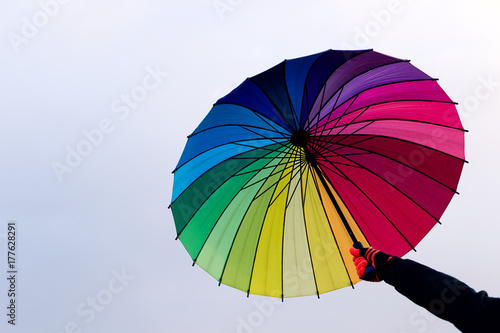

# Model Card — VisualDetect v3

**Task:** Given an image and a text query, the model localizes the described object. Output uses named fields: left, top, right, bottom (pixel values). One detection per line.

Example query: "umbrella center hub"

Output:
left=290, top=129, right=310, bottom=148
left=291, top=130, right=317, bottom=166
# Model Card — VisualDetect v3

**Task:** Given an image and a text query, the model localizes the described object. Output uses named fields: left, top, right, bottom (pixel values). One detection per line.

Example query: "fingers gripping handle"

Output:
left=352, top=242, right=378, bottom=281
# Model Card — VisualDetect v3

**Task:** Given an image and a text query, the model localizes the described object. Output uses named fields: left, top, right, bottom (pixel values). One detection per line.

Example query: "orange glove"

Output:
left=350, top=247, right=393, bottom=282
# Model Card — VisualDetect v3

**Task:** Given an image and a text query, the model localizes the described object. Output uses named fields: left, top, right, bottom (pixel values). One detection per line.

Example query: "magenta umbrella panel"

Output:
left=171, top=49, right=466, bottom=297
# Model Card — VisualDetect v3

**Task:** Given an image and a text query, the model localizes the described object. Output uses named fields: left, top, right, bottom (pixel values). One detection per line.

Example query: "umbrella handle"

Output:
left=352, top=242, right=380, bottom=281
left=353, top=241, right=363, bottom=249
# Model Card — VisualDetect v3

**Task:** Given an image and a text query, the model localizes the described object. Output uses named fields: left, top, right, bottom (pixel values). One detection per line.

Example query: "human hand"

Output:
left=350, top=247, right=393, bottom=282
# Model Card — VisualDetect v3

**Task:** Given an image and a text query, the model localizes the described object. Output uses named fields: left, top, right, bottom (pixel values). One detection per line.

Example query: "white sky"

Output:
left=0, top=1, right=499, bottom=332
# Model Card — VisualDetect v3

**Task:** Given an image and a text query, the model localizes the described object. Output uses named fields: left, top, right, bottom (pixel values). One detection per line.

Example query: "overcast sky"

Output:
left=1, top=1, right=499, bottom=332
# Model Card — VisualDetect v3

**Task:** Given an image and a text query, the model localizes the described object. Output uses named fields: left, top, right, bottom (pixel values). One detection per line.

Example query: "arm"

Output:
left=384, top=257, right=499, bottom=332
left=351, top=248, right=500, bottom=332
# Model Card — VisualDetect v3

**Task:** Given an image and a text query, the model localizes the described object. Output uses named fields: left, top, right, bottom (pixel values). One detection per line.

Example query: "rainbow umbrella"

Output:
left=170, top=49, right=466, bottom=298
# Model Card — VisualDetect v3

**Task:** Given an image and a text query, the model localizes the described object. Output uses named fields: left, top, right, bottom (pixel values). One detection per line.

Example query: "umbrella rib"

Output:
left=254, top=166, right=296, bottom=204
left=190, top=124, right=290, bottom=139
left=173, top=144, right=289, bottom=237
left=309, top=168, right=356, bottom=288
left=172, top=138, right=288, bottom=174
left=298, top=161, right=321, bottom=298
left=311, top=121, right=467, bottom=189
left=281, top=59, right=300, bottom=130
left=268, top=149, right=304, bottom=208
left=283, top=150, right=307, bottom=209
left=231, top=142, right=295, bottom=159
left=211, top=101, right=296, bottom=137
left=318, top=135, right=377, bottom=155
left=241, top=158, right=296, bottom=193
left=247, top=108, right=294, bottom=138
left=309, top=86, right=344, bottom=148
left=313, top=128, right=462, bottom=197
left=248, top=76, right=297, bottom=132
left=309, top=86, right=350, bottom=138
left=236, top=125, right=292, bottom=149
left=236, top=160, right=287, bottom=183
left=301, top=81, right=309, bottom=129
left=311, top=147, right=411, bottom=247
left=312, top=119, right=376, bottom=155
left=303, top=59, right=410, bottom=130
left=301, top=49, right=373, bottom=130
left=280, top=152, right=305, bottom=300
left=322, top=133, right=467, bottom=163
left=311, top=98, right=460, bottom=132
left=325, top=113, right=373, bottom=144
left=313, top=161, right=351, bottom=181
left=279, top=154, right=304, bottom=300
left=245, top=154, right=295, bottom=297
left=312, top=134, right=463, bottom=194
left=325, top=102, right=366, bottom=140
left=317, top=160, right=416, bottom=250
left=311, top=98, right=366, bottom=152
left=191, top=147, right=291, bottom=265
left=309, top=117, right=379, bottom=167
left=309, top=99, right=463, bottom=147
left=297, top=50, right=326, bottom=129
left=171, top=146, right=260, bottom=208
left=306, top=78, right=450, bottom=131
left=217, top=151, right=293, bottom=287
left=315, top=157, right=364, bottom=169
left=313, top=117, right=467, bottom=137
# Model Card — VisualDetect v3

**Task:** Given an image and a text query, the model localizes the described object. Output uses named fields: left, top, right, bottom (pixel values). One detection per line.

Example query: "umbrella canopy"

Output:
left=170, top=49, right=466, bottom=298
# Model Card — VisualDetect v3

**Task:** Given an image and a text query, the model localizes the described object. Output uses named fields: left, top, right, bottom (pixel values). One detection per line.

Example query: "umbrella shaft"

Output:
left=311, top=163, right=359, bottom=245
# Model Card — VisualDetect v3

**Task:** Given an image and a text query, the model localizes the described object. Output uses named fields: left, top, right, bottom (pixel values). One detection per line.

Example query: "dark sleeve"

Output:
left=382, top=257, right=500, bottom=332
